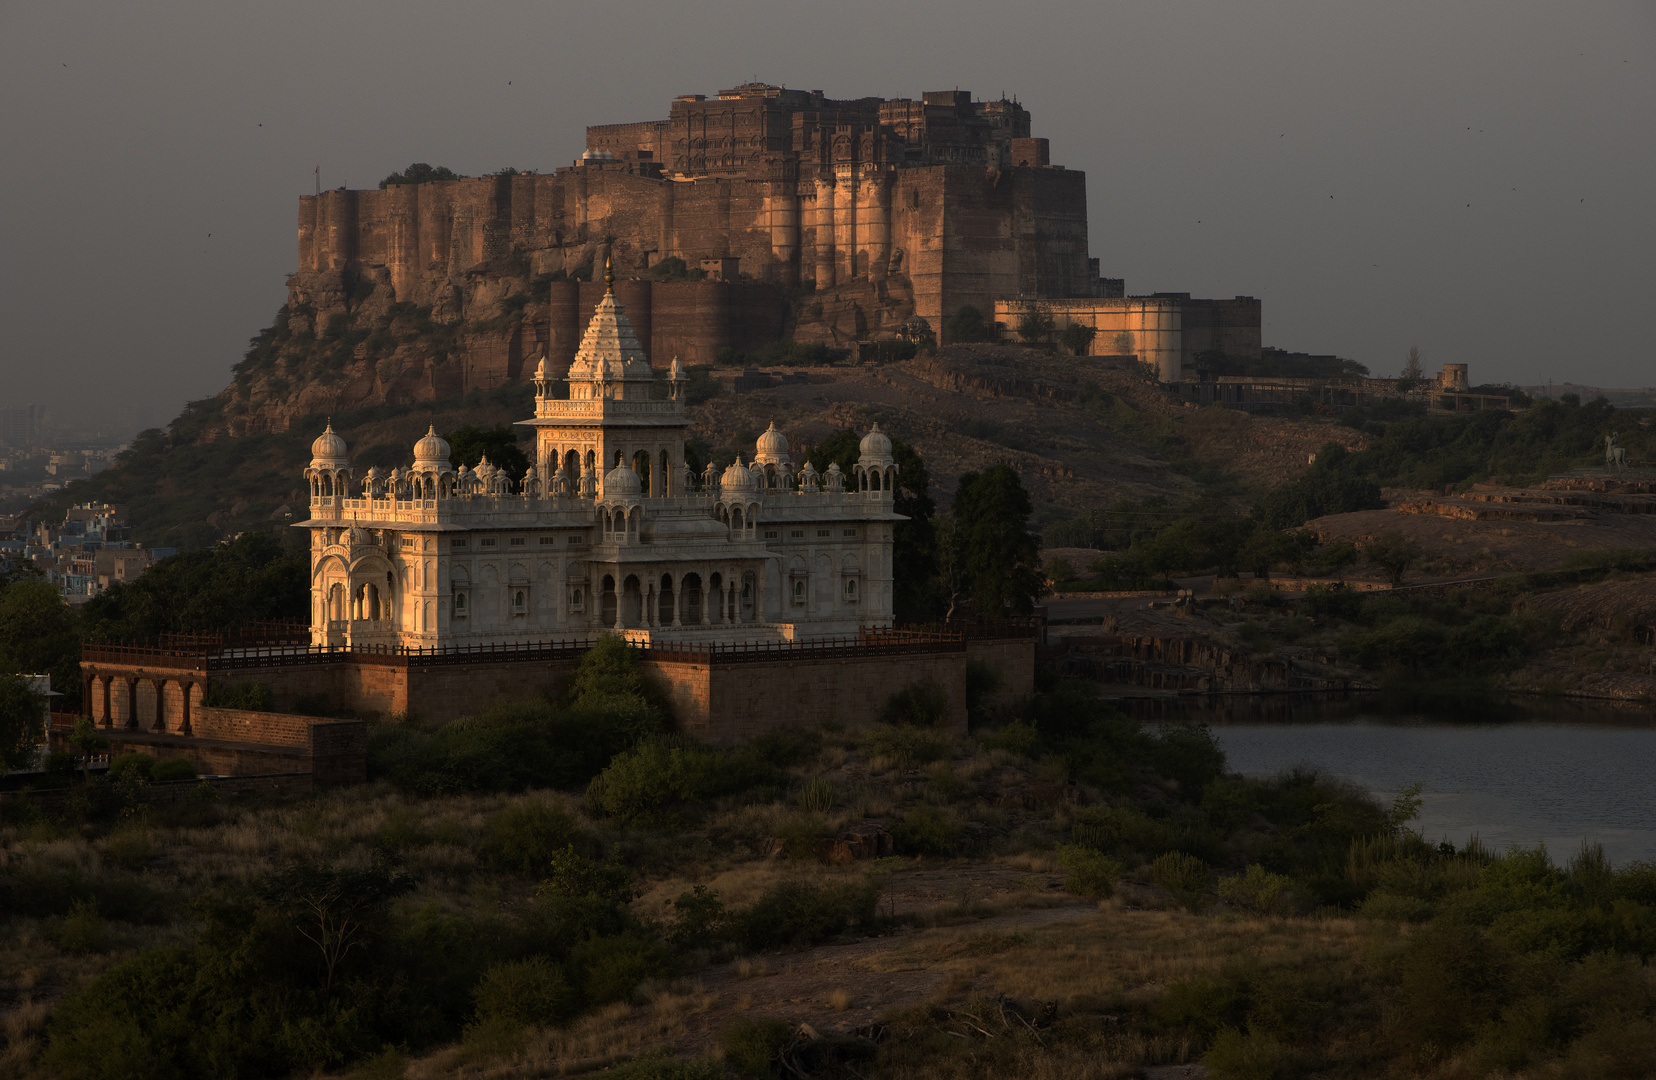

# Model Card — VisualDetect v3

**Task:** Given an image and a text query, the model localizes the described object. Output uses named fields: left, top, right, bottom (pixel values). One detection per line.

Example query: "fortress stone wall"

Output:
left=292, top=84, right=1102, bottom=357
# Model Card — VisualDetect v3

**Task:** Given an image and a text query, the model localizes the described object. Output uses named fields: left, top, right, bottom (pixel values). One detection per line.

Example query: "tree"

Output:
left=0, top=578, right=83, bottom=710
left=805, top=428, right=938, bottom=620
left=1400, top=345, right=1425, bottom=388
left=0, top=671, right=47, bottom=776
left=1016, top=307, right=1056, bottom=343
left=81, top=531, right=305, bottom=644
left=1059, top=323, right=1097, bottom=356
left=947, top=464, right=1043, bottom=616
left=1315, top=540, right=1360, bottom=581
left=379, top=162, right=458, bottom=189
left=946, top=305, right=987, bottom=344
left=68, top=716, right=109, bottom=783
left=258, top=863, right=412, bottom=990
left=445, top=423, right=530, bottom=480
left=1365, top=531, right=1425, bottom=587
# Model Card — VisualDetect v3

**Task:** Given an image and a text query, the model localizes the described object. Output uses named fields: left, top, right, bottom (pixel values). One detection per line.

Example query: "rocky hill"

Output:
left=40, top=342, right=1363, bottom=551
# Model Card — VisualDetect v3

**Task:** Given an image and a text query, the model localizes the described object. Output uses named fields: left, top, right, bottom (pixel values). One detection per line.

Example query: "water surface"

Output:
left=1150, top=695, right=1656, bottom=865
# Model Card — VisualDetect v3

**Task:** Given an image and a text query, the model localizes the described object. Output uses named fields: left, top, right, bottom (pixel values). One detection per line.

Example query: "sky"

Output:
left=2, top=1, right=1653, bottom=435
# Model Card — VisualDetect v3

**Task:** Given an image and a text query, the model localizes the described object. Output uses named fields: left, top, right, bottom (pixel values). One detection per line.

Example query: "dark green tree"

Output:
left=0, top=671, right=47, bottom=776
left=258, top=862, right=413, bottom=991
left=946, top=304, right=987, bottom=344
left=444, top=424, right=530, bottom=480
left=1365, top=531, right=1426, bottom=586
left=805, top=428, right=938, bottom=620
left=946, top=464, right=1043, bottom=616
left=1059, top=323, right=1098, bottom=356
left=0, top=578, right=83, bottom=709
left=81, top=532, right=306, bottom=643
left=1016, top=307, right=1056, bottom=343
left=379, top=162, right=458, bottom=188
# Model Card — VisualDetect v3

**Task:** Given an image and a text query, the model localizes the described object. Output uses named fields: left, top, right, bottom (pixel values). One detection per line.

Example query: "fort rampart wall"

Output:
left=295, top=162, right=1092, bottom=344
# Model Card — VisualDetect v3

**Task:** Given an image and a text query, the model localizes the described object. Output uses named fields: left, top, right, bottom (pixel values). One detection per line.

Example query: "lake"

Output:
left=1140, top=694, right=1656, bottom=866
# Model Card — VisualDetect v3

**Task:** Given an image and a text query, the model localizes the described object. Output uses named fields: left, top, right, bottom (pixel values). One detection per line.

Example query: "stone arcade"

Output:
left=300, top=267, right=904, bottom=649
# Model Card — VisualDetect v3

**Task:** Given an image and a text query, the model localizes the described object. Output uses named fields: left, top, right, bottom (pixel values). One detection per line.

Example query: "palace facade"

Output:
left=299, top=272, right=904, bottom=648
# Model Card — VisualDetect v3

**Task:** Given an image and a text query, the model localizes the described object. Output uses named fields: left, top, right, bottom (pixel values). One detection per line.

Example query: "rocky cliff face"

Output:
left=206, top=256, right=921, bottom=441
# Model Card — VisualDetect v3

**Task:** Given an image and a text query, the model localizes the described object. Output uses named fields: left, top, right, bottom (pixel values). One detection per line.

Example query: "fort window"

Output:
left=570, top=587, right=584, bottom=612
left=510, top=537, right=526, bottom=546
left=453, top=591, right=468, bottom=617
left=817, top=529, right=831, bottom=537
left=512, top=589, right=528, bottom=614
left=539, top=536, right=556, bottom=545
left=765, top=530, right=779, bottom=539
left=481, top=538, right=498, bottom=547
left=452, top=538, right=468, bottom=550
left=569, top=535, right=583, bottom=544
left=844, top=528, right=858, bottom=537
left=791, top=529, right=805, bottom=538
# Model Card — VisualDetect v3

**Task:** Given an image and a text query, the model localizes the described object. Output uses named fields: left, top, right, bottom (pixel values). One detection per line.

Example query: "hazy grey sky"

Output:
left=3, top=1, right=1653, bottom=432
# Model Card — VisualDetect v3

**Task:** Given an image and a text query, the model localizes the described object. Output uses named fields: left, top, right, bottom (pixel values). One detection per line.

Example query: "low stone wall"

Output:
left=966, top=638, right=1036, bottom=707
left=649, top=651, right=969, bottom=741
left=76, top=710, right=368, bottom=788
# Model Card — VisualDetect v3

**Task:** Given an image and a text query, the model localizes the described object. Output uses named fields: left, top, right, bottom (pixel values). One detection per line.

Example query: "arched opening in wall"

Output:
left=622, top=575, right=643, bottom=627
left=732, top=507, right=744, bottom=533
left=708, top=572, right=724, bottom=623
left=659, top=449, right=670, bottom=494
left=740, top=571, right=756, bottom=622
left=792, top=579, right=806, bottom=606
left=683, top=572, right=703, bottom=623
left=565, top=449, right=580, bottom=480
left=658, top=574, right=674, bottom=624
left=600, top=574, right=617, bottom=626
left=585, top=450, right=596, bottom=475
left=322, top=474, right=333, bottom=497
left=627, top=508, right=639, bottom=535
left=632, top=450, right=651, bottom=491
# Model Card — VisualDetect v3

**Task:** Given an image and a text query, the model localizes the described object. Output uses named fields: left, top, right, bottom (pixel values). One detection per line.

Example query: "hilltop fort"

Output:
left=264, top=83, right=1261, bottom=431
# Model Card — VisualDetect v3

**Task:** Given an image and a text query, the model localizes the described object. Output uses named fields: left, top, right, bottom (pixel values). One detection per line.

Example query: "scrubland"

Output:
left=5, top=638, right=1656, bottom=1080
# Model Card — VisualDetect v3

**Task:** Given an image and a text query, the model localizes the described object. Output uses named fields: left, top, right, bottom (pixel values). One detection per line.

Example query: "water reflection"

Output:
left=1140, top=692, right=1656, bottom=865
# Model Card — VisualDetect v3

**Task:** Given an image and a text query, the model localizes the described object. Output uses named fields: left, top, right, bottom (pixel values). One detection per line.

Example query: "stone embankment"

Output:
left=1047, top=626, right=1362, bottom=695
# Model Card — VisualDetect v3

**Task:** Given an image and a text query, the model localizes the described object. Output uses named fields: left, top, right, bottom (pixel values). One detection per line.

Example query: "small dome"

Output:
left=755, top=421, right=790, bottom=464
left=604, top=464, right=643, bottom=498
left=413, top=425, right=451, bottom=467
left=721, top=455, right=757, bottom=492
left=310, top=422, right=348, bottom=467
left=347, top=524, right=371, bottom=546
left=858, top=423, right=894, bottom=463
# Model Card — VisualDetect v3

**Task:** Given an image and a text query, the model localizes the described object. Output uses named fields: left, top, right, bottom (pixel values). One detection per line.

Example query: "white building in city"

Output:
left=298, top=270, right=904, bottom=648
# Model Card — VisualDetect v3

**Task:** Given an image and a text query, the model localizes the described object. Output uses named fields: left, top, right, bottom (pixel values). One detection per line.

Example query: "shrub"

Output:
left=107, top=753, right=154, bottom=780
left=668, top=885, right=726, bottom=948
left=777, top=814, right=832, bottom=860
left=570, top=932, right=674, bottom=1005
left=979, top=719, right=1041, bottom=758
left=584, top=738, right=721, bottom=825
left=151, top=758, right=197, bottom=782
left=1217, top=864, right=1295, bottom=916
left=483, top=799, right=587, bottom=873
left=797, top=777, right=836, bottom=814
left=1151, top=852, right=1209, bottom=911
left=881, top=679, right=951, bottom=727
left=472, top=956, right=574, bottom=1028
left=202, top=681, right=272, bottom=711
left=1056, top=844, right=1122, bottom=899
left=723, top=1017, right=792, bottom=1075
left=860, top=724, right=949, bottom=770
left=540, top=845, right=635, bottom=904
left=730, top=879, right=881, bottom=952
left=51, top=899, right=111, bottom=954
left=893, top=805, right=960, bottom=857
left=603, top=1056, right=728, bottom=1080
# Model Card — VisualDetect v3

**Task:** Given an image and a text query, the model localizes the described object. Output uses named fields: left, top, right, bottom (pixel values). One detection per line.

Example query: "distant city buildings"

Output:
left=0, top=404, right=39, bottom=448
left=4, top=502, right=173, bottom=602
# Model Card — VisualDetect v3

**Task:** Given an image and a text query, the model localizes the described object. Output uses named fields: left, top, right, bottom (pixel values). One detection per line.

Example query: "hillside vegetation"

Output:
left=6, top=643, right=1656, bottom=1079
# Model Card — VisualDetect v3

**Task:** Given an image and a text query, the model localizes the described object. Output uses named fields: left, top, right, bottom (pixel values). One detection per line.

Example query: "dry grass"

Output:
left=0, top=998, right=49, bottom=1080
left=862, top=907, right=1365, bottom=1009
left=827, top=988, right=854, bottom=1011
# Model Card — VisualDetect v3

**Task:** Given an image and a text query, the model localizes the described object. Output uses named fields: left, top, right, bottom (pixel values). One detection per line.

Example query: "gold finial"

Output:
left=604, top=251, right=614, bottom=291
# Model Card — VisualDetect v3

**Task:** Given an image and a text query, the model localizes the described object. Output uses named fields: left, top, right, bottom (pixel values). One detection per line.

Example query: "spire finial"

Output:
left=604, top=251, right=614, bottom=291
